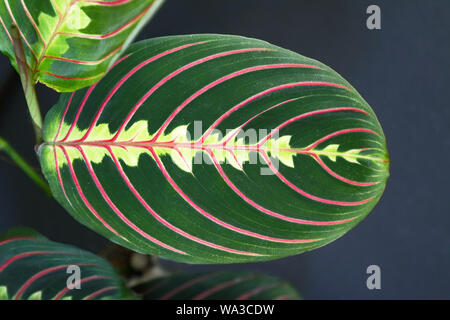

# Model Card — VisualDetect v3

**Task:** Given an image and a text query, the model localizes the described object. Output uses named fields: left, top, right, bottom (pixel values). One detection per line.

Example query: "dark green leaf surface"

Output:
left=134, top=271, right=300, bottom=300
left=0, top=0, right=164, bottom=92
left=39, top=35, right=390, bottom=264
left=0, top=227, right=132, bottom=300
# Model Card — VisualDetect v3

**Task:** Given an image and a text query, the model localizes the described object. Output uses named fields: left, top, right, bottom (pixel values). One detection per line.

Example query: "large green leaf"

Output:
left=39, top=35, right=390, bottom=264
left=0, top=0, right=164, bottom=92
left=0, top=227, right=133, bottom=300
left=134, top=271, right=301, bottom=300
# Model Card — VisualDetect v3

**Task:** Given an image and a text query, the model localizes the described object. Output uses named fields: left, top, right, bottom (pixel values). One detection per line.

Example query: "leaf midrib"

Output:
left=47, top=140, right=387, bottom=163
left=32, top=0, right=78, bottom=77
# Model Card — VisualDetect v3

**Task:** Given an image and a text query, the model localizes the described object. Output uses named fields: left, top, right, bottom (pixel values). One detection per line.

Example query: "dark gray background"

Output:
left=0, top=0, right=448, bottom=299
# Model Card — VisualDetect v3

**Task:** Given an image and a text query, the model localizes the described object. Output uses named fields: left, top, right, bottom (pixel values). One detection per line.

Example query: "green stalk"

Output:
left=10, top=25, right=43, bottom=145
left=0, top=136, right=51, bottom=196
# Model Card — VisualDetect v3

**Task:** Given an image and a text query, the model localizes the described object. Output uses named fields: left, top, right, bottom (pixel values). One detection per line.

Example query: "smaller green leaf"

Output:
left=133, top=271, right=301, bottom=300
left=0, top=226, right=45, bottom=241
left=0, top=227, right=134, bottom=300
left=0, top=0, right=165, bottom=92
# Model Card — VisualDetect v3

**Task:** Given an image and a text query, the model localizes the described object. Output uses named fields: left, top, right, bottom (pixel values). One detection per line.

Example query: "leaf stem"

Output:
left=0, top=136, right=51, bottom=196
left=10, top=25, right=43, bottom=145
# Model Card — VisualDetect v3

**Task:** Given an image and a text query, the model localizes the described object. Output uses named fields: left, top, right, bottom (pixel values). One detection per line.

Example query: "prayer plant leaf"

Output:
left=133, top=271, right=301, bottom=300
left=0, top=227, right=134, bottom=300
left=39, top=34, right=390, bottom=264
left=0, top=0, right=164, bottom=92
